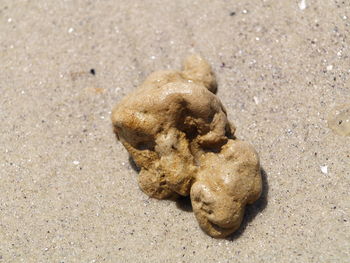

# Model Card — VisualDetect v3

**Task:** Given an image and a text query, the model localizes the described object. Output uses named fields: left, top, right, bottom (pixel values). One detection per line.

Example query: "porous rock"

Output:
left=111, top=55, right=262, bottom=238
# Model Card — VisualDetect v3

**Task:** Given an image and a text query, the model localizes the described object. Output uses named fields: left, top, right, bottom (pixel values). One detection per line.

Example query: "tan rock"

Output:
left=191, top=140, right=261, bottom=238
left=111, top=55, right=262, bottom=237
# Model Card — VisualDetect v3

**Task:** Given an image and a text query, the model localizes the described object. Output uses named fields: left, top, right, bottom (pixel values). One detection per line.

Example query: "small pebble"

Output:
left=320, top=165, right=328, bottom=174
left=326, top=65, right=333, bottom=71
left=298, top=0, right=307, bottom=10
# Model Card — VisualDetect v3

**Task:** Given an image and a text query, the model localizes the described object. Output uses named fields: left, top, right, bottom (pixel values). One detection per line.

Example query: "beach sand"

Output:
left=1, top=0, right=349, bottom=262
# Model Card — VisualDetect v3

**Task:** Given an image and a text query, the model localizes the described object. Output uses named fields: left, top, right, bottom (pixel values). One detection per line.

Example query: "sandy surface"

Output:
left=1, top=0, right=349, bottom=262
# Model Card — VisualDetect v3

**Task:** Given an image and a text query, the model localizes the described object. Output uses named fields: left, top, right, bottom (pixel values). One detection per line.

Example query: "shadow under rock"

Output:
left=128, top=156, right=140, bottom=173
left=226, top=168, right=269, bottom=241
left=175, top=195, right=193, bottom=212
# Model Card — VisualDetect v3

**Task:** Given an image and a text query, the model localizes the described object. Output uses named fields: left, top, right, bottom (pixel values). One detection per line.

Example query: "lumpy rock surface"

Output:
left=111, top=55, right=262, bottom=238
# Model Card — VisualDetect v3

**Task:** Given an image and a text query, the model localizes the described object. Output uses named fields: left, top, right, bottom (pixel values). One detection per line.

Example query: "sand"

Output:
left=0, top=0, right=349, bottom=262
